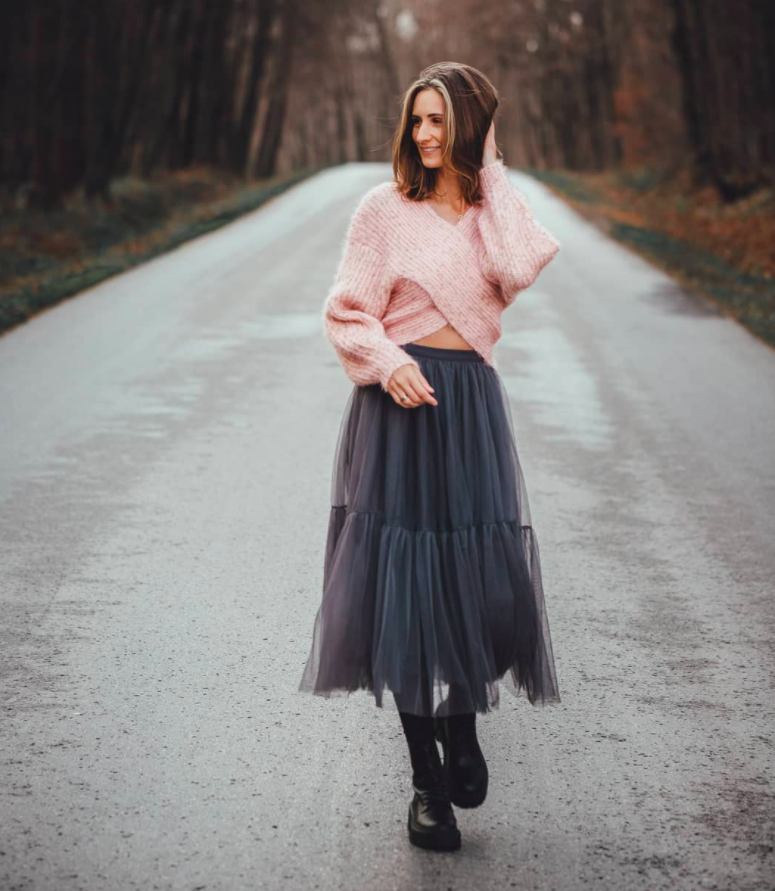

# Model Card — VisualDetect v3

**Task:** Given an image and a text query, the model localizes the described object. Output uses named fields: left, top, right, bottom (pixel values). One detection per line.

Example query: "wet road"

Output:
left=1, top=163, right=773, bottom=891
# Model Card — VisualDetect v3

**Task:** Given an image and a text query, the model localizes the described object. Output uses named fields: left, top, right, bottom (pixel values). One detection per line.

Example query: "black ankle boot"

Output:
left=434, top=710, right=488, bottom=809
left=398, top=713, right=461, bottom=851
left=407, top=739, right=461, bottom=851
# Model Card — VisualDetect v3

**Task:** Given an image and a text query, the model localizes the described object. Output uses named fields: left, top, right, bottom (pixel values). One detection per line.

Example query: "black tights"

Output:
left=396, top=707, right=439, bottom=787
left=393, top=678, right=479, bottom=717
left=394, top=692, right=477, bottom=786
left=397, top=708, right=435, bottom=745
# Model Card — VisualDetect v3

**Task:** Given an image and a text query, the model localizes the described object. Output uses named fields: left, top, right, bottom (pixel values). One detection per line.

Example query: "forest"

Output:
left=0, top=0, right=773, bottom=340
left=2, top=0, right=773, bottom=205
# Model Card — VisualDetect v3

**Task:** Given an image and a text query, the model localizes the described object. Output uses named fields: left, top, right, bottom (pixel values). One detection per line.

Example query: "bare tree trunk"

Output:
left=373, top=2, right=400, bottom=103
left=672, top=0, right=775, bottom=196
left=254, top=0, right=298, bottom=178
left=229, top=0, right=277, bottom=175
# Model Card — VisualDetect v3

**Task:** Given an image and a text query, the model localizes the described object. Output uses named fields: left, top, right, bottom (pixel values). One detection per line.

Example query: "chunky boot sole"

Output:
left=436, top=722, right=489, bottom=809
left=407, top=808, right=462, bottom=851
left=448, top=775, right=488, bottom=809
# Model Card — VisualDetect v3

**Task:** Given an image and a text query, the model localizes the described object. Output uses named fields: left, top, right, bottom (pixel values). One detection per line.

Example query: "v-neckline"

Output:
left=422, top=198, right=477, bottom=232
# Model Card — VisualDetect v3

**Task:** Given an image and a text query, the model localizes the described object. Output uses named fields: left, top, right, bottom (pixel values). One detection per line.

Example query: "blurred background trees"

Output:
left=0, top=0, right=773, bottom=208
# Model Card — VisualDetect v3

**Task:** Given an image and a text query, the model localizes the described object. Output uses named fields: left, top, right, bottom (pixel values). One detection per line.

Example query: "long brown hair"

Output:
left=392, top=62, right=500, bottom=206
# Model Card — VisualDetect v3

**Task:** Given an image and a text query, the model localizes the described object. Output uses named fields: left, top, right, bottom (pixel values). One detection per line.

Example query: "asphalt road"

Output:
left=1, top=163, right=773, bottom=891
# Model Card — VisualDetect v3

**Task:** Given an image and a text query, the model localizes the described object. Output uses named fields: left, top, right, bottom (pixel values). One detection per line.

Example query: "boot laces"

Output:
left=416, top=762, right=452, bottom=804
left=424, top=779, right=452, bottom=806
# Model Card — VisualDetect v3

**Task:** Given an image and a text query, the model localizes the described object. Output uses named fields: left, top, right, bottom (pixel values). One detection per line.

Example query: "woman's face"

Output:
left=411, top=88, right=446, bottom=170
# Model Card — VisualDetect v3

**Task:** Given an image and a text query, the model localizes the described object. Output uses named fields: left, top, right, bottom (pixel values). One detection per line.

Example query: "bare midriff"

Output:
left=410, top=324, right=476, bottom=350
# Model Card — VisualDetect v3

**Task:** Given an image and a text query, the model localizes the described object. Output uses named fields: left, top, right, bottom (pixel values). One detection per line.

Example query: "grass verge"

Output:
left=528, top=166, right=775, bottom=349
left=0, top=165, right=323, bottom=336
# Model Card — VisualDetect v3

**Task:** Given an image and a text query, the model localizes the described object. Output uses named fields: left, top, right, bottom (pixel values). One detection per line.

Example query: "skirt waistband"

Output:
left=403, top=342, right=485, bottom=363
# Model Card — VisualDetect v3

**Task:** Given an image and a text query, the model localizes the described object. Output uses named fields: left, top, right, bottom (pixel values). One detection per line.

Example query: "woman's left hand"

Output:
left=482, top=119, right=498, bottom=167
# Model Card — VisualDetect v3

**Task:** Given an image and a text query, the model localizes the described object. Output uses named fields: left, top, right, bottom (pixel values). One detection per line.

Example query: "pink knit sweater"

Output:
left=323, top=159, right=561, bottom=391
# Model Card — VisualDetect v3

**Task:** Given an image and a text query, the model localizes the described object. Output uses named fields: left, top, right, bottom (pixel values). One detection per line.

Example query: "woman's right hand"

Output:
left=387, top=364, right=438, bottom=408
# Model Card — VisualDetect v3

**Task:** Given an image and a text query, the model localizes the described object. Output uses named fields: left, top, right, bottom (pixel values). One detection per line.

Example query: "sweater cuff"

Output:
left=479, top=159, right=526, bottom=205
left=377, top=346, right=421, bottom=393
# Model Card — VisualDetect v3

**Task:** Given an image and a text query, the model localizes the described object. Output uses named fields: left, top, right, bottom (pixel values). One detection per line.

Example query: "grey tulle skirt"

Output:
left=298, top=342, right=561, bottom=716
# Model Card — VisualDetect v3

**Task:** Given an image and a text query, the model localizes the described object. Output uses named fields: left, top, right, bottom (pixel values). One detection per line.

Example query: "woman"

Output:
left=299, top=62, right=561, bottom=852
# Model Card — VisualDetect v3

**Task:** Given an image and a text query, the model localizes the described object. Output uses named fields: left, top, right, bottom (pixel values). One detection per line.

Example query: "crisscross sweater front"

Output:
left=323, top=159, right=561, bottom=391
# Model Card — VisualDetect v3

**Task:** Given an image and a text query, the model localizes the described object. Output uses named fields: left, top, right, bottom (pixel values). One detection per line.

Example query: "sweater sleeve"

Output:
left=477, top=159, right=560, bottom=305
left=323, top=190, right=421, bottom=392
